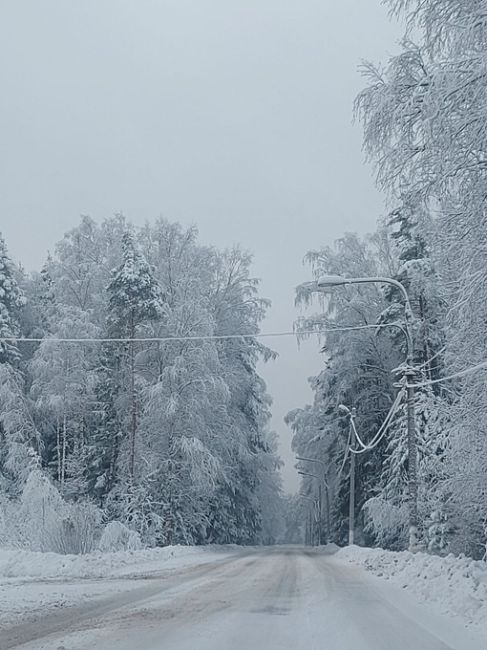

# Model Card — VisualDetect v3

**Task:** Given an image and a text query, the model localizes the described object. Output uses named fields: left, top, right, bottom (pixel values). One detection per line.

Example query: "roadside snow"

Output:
left=0, top=545, right=234, bottom=628
left=336, top=545, right=487, bottom=637
left=0, top=545, right=228, bottom=581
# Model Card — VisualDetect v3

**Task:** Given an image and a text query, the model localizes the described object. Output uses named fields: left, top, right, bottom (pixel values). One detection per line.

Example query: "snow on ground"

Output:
left=0, top=545, right=234, bottom=628
left=4, top=543, right=487, bottom=650
left=5, top=547, right=487, bottom=650
left=0, top=544, right=231, bottom=580
left=336, top=545, right=487, bottom=637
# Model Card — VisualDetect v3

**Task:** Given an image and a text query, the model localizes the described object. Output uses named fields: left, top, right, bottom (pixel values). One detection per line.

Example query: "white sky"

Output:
left=0, top=0, right=402, bottom=491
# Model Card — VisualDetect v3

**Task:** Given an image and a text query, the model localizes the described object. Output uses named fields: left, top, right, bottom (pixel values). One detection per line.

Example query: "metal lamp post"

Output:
left=316, top=274, right=419, bottom=552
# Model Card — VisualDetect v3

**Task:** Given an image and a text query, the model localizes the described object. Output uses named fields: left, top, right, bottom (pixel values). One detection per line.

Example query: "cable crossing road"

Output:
left=1, top=547, right=484, bottom=650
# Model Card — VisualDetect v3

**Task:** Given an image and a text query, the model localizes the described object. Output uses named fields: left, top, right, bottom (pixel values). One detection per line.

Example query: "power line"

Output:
left=415, top=345, right=446, bottom=371
left=5, top=327, right=486, bottom=387
left=1, top=332, right=299, bottom=344
left=0, top=322, right=409, bottom=345
left=407, top=359, right=487, bottom=389
left=349, top=388, right=405, bottom=455
left=336, top=427, right=352, bottom=483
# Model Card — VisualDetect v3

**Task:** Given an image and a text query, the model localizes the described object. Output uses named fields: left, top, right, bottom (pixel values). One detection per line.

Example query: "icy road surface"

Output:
left=1, top=546, right=485, bottom=650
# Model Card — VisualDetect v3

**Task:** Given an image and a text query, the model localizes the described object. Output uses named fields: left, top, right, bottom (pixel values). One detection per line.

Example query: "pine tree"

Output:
left=106, top=232, right=163, bottom=480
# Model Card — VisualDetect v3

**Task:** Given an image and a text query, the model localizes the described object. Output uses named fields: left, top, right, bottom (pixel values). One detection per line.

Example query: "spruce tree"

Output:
left=374, top=200, right=447, bottom=546
left=0, top=234, right=24, bottom=364
left=0, top=234, right=39, bottom=493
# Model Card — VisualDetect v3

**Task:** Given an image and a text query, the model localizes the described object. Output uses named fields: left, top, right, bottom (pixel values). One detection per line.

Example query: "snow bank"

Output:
left=336, top=545, right=487, bottom=635
left=0, top=545, right=229, bottom=581
left=0, top=545, right=235, bottom=629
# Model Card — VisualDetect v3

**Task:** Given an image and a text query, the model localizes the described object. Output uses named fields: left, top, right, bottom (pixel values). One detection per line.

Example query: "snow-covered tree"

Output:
left=106, top=231, right=163, bottom=480
left=29, top=307, right=100, bottom=497
left=0, top=217, right=283, bottom=551
left=0, top=233, right=24, bottom=364
left=355, top=0, right=487, bottom=555
left=290, top=233, right=400, bottom=545
left=0, top=234, right=39, bottom=495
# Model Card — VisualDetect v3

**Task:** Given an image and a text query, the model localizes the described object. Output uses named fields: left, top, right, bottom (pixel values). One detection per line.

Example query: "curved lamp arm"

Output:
left=317, top=275, right=414, bottom=365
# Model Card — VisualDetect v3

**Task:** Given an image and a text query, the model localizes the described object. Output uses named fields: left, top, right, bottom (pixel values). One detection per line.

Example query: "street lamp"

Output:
left=316, top=274, right=419, bottom=552
left=317, top=275, right=414, bottom=361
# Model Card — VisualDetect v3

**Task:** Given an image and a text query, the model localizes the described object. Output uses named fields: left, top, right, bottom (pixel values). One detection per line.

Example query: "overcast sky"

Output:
left=0, top=1, right=401, bottom=491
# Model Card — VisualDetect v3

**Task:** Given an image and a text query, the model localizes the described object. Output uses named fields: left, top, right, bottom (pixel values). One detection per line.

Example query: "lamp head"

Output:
left=317, top=275, right=348, bottom=288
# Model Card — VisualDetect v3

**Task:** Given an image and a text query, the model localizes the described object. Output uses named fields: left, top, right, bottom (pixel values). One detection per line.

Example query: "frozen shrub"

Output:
left=16, top=470, right=66, bottom=552
left=57, top=501, right=104, bottom=555
left=363, top=496, right=409, bottom=550
left=0, top=470, right=104, bottom=554
left=425, top=510, right=451, bottom=556
left=98, top=520, right=143, bottom=552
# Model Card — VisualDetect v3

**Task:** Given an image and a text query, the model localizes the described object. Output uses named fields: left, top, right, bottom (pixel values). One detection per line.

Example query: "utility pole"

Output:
left=348, top=407, right=357, bottom=546
left=318, top=483, right=323, bottom=545
left=316, top=275, right=419, bottom=551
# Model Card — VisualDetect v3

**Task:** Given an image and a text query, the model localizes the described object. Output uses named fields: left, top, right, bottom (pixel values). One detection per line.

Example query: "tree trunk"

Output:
left=109, top=424, right=118, bottom=492
left=61, top=410, right=67, bottom=490
left=129, top=312, right=137, bottom=479
left=419, top=293, right=432, bottom=382
left=56, top=417, right=61, bottom=484
left=407, top=371, right=420, bottom=551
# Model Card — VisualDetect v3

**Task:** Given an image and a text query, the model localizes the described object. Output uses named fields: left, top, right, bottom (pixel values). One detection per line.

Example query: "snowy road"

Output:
left=2, top=547, right=485, bottom=650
